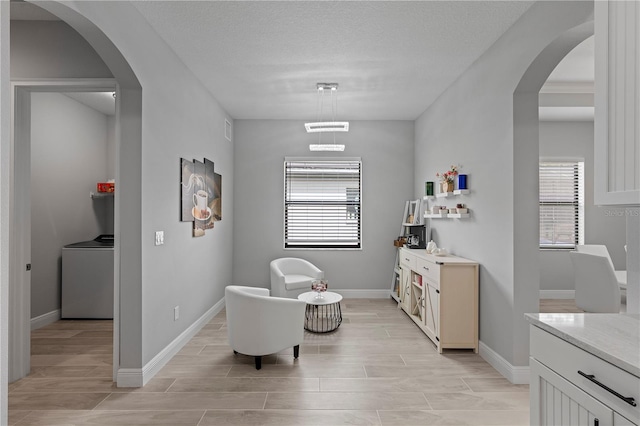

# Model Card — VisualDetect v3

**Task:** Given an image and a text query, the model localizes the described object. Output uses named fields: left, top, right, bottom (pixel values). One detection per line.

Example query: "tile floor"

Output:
left=8, top=298, right=546, bottom=425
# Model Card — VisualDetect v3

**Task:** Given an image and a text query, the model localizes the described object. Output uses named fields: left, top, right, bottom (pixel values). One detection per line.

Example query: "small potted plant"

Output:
left=456, top=203, right=468, bottom=214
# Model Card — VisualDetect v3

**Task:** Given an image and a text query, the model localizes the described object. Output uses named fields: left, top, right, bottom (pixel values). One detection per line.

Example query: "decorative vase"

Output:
left=442, top=181, right=453, bottom=193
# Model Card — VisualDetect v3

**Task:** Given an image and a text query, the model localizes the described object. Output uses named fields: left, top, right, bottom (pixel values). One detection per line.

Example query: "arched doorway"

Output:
left=5, top=1, right=143, bottom=391
left=512, top=19, right=594, bottom=354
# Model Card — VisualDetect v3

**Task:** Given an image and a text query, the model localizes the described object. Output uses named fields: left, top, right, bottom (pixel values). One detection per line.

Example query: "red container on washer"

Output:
left=97, top=182, right=115, bottom=193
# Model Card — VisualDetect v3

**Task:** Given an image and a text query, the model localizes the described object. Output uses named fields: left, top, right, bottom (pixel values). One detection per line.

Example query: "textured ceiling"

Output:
left=16, top=1, right=595, bottom=122
left=131, top=1, right=535, bottom=120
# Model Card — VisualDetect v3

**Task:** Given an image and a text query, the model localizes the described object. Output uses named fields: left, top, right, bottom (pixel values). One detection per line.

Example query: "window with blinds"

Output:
left=539, top=161, right=584, bottom=249
left=284, top=158, right=362, bottom=249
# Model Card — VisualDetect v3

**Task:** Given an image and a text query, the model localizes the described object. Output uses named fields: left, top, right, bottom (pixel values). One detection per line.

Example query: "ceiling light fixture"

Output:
left=309, top=144, right=346, bottom=151
left=305, top=83, right=348, bottom=151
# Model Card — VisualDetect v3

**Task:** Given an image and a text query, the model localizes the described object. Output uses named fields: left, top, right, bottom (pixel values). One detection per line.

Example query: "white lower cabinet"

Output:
left=530, top=325, right=640, bottom=426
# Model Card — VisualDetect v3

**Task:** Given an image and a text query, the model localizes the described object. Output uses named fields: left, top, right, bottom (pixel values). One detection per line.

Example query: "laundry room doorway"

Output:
left=10, top=80, right=120, bottom=383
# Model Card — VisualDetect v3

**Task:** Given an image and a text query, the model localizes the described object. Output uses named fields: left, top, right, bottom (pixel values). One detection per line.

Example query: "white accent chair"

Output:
left=270, top=257, right=324, bottom=298
left=569, top=252, right=621, bottom=313
left=225, top=285, right=306, bottom=370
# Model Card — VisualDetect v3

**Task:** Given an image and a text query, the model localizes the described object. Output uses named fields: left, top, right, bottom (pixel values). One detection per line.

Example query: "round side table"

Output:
left=297, top=291, right=343, bottom=333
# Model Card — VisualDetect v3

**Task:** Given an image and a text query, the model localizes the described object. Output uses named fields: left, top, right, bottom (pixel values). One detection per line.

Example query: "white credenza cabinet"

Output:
left=398, top=248, right=478, bottom=353
left=594, top=0, right=640, bottom=206
left=530, top=325, right=640, bottom=426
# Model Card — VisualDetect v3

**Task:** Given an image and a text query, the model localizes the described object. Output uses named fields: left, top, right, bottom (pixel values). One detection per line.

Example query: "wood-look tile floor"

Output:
left=9, top=298, right=533, bottom=425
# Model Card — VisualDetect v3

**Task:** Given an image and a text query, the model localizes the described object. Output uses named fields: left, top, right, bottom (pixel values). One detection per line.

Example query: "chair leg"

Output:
left=254, top=356, right=262, bottom=370
left=293, top=345, right=300, bottom=359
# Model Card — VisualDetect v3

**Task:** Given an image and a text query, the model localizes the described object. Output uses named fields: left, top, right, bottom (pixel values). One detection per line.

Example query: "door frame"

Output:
left=10, top=79, right=120, bottom=382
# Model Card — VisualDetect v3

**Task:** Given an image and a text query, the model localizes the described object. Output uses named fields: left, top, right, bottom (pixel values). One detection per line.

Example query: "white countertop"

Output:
left=526, top=313, right=640, bottom=378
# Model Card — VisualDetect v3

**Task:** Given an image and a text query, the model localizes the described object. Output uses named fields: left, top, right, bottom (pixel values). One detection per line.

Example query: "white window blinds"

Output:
left=539, top=161, right=584, bottom=249
left=284, top=159, right=362, bottom=249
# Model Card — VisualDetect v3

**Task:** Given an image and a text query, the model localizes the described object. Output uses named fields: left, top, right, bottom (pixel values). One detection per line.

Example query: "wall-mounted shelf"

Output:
left=90, top=191, right=114, bottom=199
left=447, top=213, right=470, bottom=219
left=424, top=190, right=469, bottom=200
left=424, top=212, right=470, bottom=219
left=436, top=189, right=469, bottom=198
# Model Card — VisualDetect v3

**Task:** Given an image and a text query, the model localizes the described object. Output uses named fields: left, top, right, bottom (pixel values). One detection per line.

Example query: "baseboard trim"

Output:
left=116, top=297, right=226, bottom=387
left=332, top=289, right=391, bottom=298
left=30, top=309, right=61, bottom=330
left=115, top=368, right=144, bottom=388
left=539, top=290, right=575, bottom=299
left=479, top=340, right=529, bottom=385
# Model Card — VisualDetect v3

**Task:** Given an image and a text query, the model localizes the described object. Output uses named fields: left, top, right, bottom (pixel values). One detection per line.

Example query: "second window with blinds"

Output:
left=284, top=158, right=362, bottom=249
left=539, top=160, right=585, bottom=249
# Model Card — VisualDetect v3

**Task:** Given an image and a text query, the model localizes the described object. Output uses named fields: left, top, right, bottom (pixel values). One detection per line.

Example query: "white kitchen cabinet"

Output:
left=594, top=0, right=640, bottom=206
left=529, top=323, right=640, bottom=426
left=398, top=248, right=478, bottom=353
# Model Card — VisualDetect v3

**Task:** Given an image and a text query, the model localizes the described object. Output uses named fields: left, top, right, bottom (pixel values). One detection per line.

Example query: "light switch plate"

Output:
left=155, top=231, right=164, bottom=246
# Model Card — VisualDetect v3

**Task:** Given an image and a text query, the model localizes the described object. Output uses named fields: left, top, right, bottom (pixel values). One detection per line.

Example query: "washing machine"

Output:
left=61, top=234, right=114, bottom=319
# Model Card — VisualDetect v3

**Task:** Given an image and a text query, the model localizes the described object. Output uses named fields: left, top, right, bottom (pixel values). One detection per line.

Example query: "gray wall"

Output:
left=11, top=11, right=234, bottom=371
left=10, top=21, right=111, bottom=78
left=539, top=121, right=627, bottom=291
left=414, top=2, right=594, bottom=368
left=30, top=92, right=112, bottom=318
left=233, top=120, right=414, bottom=292
left=2, top=2, right=11, bottom=422
left=60, top=1, right=234, bottom=366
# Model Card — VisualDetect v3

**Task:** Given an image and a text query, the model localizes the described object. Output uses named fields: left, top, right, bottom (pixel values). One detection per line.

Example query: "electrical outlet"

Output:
left=155, top=231, right=164, bottom=246
left=174, top=306, right=179, bottom=321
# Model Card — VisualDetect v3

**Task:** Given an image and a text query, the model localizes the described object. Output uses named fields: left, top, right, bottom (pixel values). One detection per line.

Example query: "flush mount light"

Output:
left=305, top=83, right=349, bottom=151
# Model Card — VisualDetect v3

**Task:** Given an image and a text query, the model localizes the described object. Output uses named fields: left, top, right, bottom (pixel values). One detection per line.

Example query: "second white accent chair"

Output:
left=569, top=252, right=621, bottom=313
left=270, top=257, right=324, bottom=298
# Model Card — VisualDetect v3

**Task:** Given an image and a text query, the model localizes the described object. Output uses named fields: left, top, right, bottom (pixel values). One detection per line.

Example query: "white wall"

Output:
left=414, top=1, right=593, bottom=370
left=539, top=120, right=626, bottom=291
left=233, top=120, right=414, bottom=293
left=30, top=92, right=112, bottom=318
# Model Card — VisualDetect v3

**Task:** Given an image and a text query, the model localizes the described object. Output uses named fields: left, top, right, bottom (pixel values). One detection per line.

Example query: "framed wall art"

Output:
left=180, top=157, right=222, bottom=237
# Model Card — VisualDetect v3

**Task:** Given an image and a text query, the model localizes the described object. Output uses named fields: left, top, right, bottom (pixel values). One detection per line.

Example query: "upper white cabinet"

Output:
left=594, top=1, right=640, bottom=205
